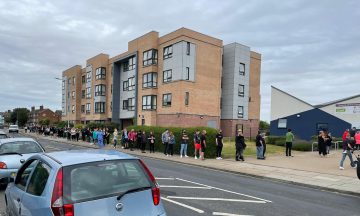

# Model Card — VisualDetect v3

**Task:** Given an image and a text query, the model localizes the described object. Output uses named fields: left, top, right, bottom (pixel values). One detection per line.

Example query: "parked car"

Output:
left=5, top=149, right=166, bottom=216
left=0, top=130, right=8, bottom=139
left=8, top=125, right=19, bottom=133
left=0, top=138, right=45, bottom=187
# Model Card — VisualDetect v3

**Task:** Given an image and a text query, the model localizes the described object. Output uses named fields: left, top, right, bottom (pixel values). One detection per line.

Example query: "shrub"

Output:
left=127, top=126, right=218, bottom=158
left=266, top=136, right=286, bottom=145
left=292, top=142, right=312, bottom=151
left=74, top=124, right=84, bottom=129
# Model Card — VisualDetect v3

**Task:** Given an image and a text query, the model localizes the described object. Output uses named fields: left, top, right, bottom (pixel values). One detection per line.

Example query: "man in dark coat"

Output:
left=235, top=129, right=245, bottom=161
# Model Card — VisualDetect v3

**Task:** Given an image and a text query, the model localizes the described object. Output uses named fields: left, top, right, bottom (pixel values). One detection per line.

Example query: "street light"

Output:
left=54, top=77, right=70, bottom=128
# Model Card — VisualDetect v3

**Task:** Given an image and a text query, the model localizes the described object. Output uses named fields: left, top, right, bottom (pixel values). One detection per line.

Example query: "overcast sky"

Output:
left=0, top=0, right=359, bottom=121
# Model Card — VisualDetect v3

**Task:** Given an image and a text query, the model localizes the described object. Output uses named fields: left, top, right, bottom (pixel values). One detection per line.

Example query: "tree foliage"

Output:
left=259, top=120, right=270, bottom=131
left=10, top=108, right=29, bottom=127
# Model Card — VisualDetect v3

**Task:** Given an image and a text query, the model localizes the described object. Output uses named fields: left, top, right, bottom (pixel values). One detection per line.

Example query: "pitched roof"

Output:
left=314, top=94, right=360, bottom=108
left=271, top=86, right=314, bottom=107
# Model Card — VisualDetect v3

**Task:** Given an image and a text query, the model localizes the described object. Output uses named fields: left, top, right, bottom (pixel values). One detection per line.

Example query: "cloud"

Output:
left=0, top=0, right=359, bottom=123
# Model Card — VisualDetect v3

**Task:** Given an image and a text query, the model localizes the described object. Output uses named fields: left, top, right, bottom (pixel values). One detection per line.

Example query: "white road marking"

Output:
left=159, top=185, right=211, bottom=189
left=213, top=212, right=253, bottom=216
left=167, top=196, right=266, bottom=203
left=176, top=178, right=272, bottom=203
left=161, top=197, right=204, bottom=214
left=156, top=177, right=175, bottom=180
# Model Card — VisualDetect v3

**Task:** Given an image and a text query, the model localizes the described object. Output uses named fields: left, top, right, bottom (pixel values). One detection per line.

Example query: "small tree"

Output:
left=259, top=120, right=270, bottom=131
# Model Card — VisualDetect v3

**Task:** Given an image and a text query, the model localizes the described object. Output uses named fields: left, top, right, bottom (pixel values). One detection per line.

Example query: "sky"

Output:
left=0, top=0, right=359, bottom=122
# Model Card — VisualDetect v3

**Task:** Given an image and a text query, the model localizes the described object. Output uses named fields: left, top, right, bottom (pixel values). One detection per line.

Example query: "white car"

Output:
left=8, top=125, right=19, bottom=133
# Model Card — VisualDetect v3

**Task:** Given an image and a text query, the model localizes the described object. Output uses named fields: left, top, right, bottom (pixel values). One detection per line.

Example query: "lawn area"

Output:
left=221, top=138, right=285, bottom=159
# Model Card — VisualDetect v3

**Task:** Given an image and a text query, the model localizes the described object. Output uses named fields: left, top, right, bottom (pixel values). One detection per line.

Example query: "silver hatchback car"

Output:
left=5, top=149, right=167, bottom=216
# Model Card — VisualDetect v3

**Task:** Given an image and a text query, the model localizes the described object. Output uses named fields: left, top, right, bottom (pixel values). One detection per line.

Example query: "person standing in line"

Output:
left=122, top=128, right=129, bottom=149
left=255, top=131, right=264, bottom=160
left=355, top=131, right=360, bottom=150
left=285, top=129, right=294, bottom=157
left=342, top=129, right=350, bottom=141
left=141, top=131, right=147, bottom=153
left=194, top=130, right=201, bottom=159
left=97, top=128, right=104, bottom=148
left=76, top=128, right=80, bottom=142
left=350, top=127, right=357, bottom=138
left=261, top=133, right=267, bottom=159
left=318, top=131, right=326, bottom=157
left=93, top=128, right=98, bottom=146
left=162, top=129, right=169, bottom=155
left=148, top=131, right=155, bottom=153
left=180, top=130, right=189, bottom=158
left=200, top=130, right=207, bottom=160
left=235, top=129, right=245, bottom=161
left=340, top=134, right=357, bottom=170
left=113, top=128, right=118, bottom=148
left=215, top=130, right=224, bottom=160
left=324, top=131, right=332, bottom=155
left=167, top=132, right=175, bottom=156
left=137, top=130, right=142, bottom=149
left=105, top=128, right=110, bottom=145
left=71, top=127, right=76, bottom=141
left=128, top=129, right=136, bottom=151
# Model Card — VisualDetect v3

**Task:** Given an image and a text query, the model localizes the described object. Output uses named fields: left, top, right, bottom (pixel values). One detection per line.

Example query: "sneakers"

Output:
left=185, top=155, right=189, bottom=158
left=180, top=155, right=183, bottom=158
left=216, top=157, right=220, bottom=160
left=339, top=166, right=344, bottom=170
left=195, top=156, right=198, bottom=159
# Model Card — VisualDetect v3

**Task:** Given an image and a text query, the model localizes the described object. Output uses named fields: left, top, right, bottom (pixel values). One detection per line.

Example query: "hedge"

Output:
left=266, top=136, right=313, bottom=151
left=127, top=126, right=219, bottom=158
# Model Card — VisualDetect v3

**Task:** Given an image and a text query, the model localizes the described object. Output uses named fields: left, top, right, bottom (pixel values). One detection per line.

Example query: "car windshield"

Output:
left=0, top=141, right=43, bottom=154
left=63, top=159, right=152, bottom=204
left=0, top=134, right=7, bottom=139
left=9, top=126, right=18, bottom=129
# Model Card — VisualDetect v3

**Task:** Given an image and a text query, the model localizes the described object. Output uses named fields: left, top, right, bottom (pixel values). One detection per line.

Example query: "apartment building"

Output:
left=61, top=27, right=261, bottom=137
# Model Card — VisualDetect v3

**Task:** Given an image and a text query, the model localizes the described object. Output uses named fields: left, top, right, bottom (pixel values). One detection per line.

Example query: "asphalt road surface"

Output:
left=1, top=133, right=360, bottom=216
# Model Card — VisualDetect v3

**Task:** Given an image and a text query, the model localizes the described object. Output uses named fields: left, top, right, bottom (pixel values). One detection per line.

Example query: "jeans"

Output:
left=98, top=139, right=104, bottom=148
left=216, top=145, right=223, bottom=158
left=236, top=148, right=244, bottom=161
left=167, top=144, right=174, bottom=156
left=256, top=145, right=264, bottom=159
left=340, top=150, right=355, bottom=167
left=113, top=139, right=117, bottom=147
left=180, top=144, right=188, bottom=156
left=163, top=142, right=169, bottom=155
left=286, top=142, right=292, bottom=156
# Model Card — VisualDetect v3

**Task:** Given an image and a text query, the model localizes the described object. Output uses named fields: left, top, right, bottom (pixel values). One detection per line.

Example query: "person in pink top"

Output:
left=128, top=129, right=136, bottom=151
left=355, top=131, right=360, bottom=150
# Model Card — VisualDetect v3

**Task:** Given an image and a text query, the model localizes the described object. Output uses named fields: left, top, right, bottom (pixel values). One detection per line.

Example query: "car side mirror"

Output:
left=20, top=159, right=25, bottom=164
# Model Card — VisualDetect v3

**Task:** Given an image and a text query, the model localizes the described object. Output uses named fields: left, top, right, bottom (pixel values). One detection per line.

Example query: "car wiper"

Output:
left=117, top=186, right=152, bottom=200
left=0, top=152, right=23, bottom=156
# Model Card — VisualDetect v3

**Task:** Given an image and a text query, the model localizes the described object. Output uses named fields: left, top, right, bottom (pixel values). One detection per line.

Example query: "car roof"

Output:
left=0, top=137, right=37, bottom=144
left=44, top=149, right=138, bottom=166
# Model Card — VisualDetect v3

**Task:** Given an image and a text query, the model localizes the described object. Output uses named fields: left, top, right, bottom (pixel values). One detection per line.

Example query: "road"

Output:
left=1, top=133, right=360, bottom=216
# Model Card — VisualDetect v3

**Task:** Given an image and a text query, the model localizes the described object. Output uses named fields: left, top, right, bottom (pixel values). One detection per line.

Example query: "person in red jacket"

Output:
left=342, top=129, right=350, bottom=141
left=355, top=131, right=360, bottom=150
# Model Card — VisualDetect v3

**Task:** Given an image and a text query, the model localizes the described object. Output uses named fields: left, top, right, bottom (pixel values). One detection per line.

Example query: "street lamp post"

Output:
left=55, top=77, right=70, bottom=128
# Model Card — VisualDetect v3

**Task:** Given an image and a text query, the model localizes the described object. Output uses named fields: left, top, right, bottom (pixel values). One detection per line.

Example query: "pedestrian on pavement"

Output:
left=92, top=128, right=98, bottom=145
left=262, top=133, right=267, bottom=159
left=256, top=131, right=264, bottom=160
left=342, top=129, right=350, bottom=141
left=194, top=130, right=201, bottom=159
left=167, top=132, right=175, bottom=156
left=235, top=129, right=245, bottom=161
left=215, top=130, right=223, bottom=159
left=81, top=128, right=86, bottom=141
left=318, top=130, right=326, bottom=157
left=350, top=127, right=357, bottom=138
left=71, top=127, right=76, bottom=141
left=324, top=131, right=332, bottom=155
left=128, top=129, right=136, bottom=151
left=200, top=130, right=207, bottom=160
left=97, top=128, right=104, bottom=148
left=122, top=128, right=129, bottom=149
left=113, top=128, right=118, bottom=148
left=76, top=128, right=80, bottom=142
left=339, top=134, right=357, bottom=170
left=67, top=128, right=71, bottom=140
left=137, top=130, right=142, bottom=149
left=180, top=130, right=189, bottom=158
left=285, top=129, right=294, bottom=157
left=105, top=128, right=110, bottom=145
left=148, top=131, right=155, bottom=153
left=355, top=131, right=360, bottom=150
left=162, top=129, right=169, bottom=155
left=141, top=131, right=147, bottom=153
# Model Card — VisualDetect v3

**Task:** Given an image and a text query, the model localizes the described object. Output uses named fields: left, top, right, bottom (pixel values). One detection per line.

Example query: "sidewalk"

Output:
left=26, top=132, right=360, bottom=196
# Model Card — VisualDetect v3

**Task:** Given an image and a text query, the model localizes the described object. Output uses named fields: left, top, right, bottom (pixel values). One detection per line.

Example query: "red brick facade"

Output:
left=156, top=113, right=220, bottom=129
left=220, top=119, right=259, bottom=138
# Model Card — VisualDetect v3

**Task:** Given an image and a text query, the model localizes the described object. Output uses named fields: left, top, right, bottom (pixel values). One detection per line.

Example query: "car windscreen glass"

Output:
left=63, top=159, right=152, bottom=204
left=0, top=134, right=7, bottom=139
left=0, top=141, right=43, bottom=154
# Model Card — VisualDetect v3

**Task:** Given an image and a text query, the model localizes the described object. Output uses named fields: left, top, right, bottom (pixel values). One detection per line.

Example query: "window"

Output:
left=238, top=84, right=245, bottom=97
left=185, top=92, right=189, bottom=105
left=143, top=49, right=158, bottom=66
left=163, top=93, right=172, bottom=107
left=82, top=75, right=86, bottom=84
left=86, top=103, right=91, bottom=114
left=67, top=92, right=70, bottom=99
left=185, top=67, right=190, bottom=80
left=68, top=78, right=71, bottom=85
left=111, top=84, right=113, bottom=94
left=163, top=45, right=173, bottom=59
left=27, top=161, right=50, bottom=196
left=123, top=56, right=136, bottom=72
left=143, top=73, right=157, bottom=88
left=15, top=159, right=38, bottom=191
left=72, top=77, right=75, bottom=85
left=239, top=63, right=245, bottom=76
left=123, top=100, right=128, bottom=110
left=123, top=81, right=128, bottom=91
left=62, top=80, right=65, bottom=90
left=86, top=71, right=92, bottom=82
left=86, top=87, right=91, bottom=98
left=82, top=90, right=85, bottom=99
left=72, top=105, right=75, bottom=113
left=95, top=102, right=106, bottom=113
left=186, top=42, right=190, bottom=55
left=142, top=95, right=157, bottom=110
left=128, top=77, right=135, bottom=91
left=110, top=101, right=112, bottom=111
left=278, top=119, right=287, bottom=129
left=128, top=98, right=135, bottom=111
left=81, top=105, right=85, bottom=113
left=238, top=106, right=244, bottom=118
left=163, top=69, right=172, bottom=83
left=95, top=84, right=106, bottom=96
left=95, top=67, right=106, bottom=79
left=72, top=91, right=75, bottom=99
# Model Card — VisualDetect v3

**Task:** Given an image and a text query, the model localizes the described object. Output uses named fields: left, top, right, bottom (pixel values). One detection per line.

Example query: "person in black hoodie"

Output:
left=235, top=129, right=246, bottom=161
left=318, top=131, right=326, bottom=157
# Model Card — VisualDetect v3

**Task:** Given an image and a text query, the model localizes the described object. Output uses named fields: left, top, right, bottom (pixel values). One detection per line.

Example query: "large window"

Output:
left=95, top=84, right=106, bottom=96
left=86, top=71, right=92, bottom=82
left=163, top=69, right=172, bottom=83
left=142, top=95, right=157, bottom=110
left=81, top=105, right=85, bottom=113
left=239, top=63, right=245, bottom=76
left=143, top=49, right=158, bottom=66
left=238, top=84, right=245, bottom=97
left=238, top=106, right=244, bottom=118
left=123, top=81, right=128, bottom=91
left=95, top=67, right=106, bottom=79
left=128, top=98, right=135, bottom=111
left=86, top=87, right=91, bottom=98
left=163, top=93, right=172, bottom=107
left=123, top=100, right=128, bottom=110
left=143, top=73, right=157, bottom=88
left=278, top=119, right=287, bottom=129
left=123, top=56, right=136, bottom=71
left=128, top=77, right=135, bottom=91
left=95, top=102, right=106, bottom=113
left=86, top=103, right=91, bottom=114
left=163, top=45, right=173, bottom=59
left=82, top=90, right=85, bottom=99
left=82, top=75, right=86, bottom=84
